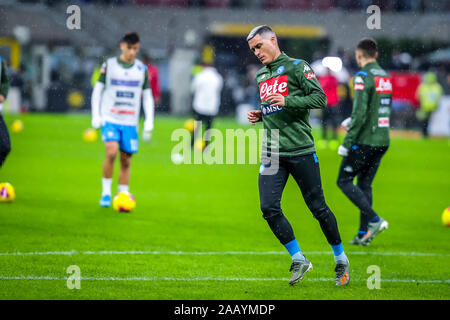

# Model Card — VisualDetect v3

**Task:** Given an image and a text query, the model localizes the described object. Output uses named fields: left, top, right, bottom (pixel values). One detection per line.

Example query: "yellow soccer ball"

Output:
left=83, top=128, right=98, bottom=142
left=194, top=139, right=206, bottom=150
left=442, top=207, right=450, bottom=227
left=11, top=120, right=24, bottom=133
left=184, top=119, right=195, bottom=132
left=113, top=192, right=136, bottom=213
left=0, top=182, right=16, bottom=202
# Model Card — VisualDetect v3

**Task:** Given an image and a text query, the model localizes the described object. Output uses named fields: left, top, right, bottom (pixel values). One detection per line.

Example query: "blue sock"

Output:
left=371, top=215, right=380, bottom=223
left=284, top=239, right=305, bottom=261
left=357, top=230, right=367, bottom=239
left=331, top=243, right=348, bottom=263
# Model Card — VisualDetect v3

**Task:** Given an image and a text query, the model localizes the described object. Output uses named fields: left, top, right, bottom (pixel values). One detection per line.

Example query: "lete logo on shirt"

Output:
left=259, top=75, right=289, bottom=101
left=374, top=77, right=393, bottom=94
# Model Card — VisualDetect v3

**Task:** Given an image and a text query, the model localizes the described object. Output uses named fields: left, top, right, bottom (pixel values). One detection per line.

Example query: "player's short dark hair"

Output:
left=121, top=32, right=140, bottom=45
left=356, top=38, right=378, bottom=58
left=246, top=25, right=275, bottom=42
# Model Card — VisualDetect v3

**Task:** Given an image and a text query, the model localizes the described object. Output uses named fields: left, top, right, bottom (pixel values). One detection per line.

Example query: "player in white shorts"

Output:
left=91, top=32, right=154, bottom=207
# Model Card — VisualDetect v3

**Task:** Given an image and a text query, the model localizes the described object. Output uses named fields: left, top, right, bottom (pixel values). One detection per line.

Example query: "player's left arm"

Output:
left=272, top=61, right=326, bottom=110
left=0, top=59, right=10, bottom=102
left=142, top=68, right=155, bottom=141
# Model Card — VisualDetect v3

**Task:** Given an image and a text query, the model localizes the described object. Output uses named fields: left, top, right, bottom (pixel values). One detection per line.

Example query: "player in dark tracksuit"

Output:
left=337, top=38, right=391, bottom=246
left=247, top=25, right=349, bottom=287
left=0, top=56, right=11, bottom=169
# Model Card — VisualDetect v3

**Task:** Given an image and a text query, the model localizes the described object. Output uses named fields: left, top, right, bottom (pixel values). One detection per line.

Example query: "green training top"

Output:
left=0, top=57, right=10, bottom=98
left=255, top=52, right=327, bottom=157
left=343, top=61, right=392, bottom=149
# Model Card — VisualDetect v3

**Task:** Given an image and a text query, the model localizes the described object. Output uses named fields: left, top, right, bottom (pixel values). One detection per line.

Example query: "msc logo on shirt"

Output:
left=259, top=75, right=289, bottom=101
left=261, top=104, right=284, bottom=116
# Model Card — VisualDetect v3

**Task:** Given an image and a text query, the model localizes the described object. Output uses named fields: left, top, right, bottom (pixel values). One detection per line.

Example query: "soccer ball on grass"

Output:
left=184, top=119, right=195, bottom=132
left=113, top=192, right=136, bottom=213
left=0, top=182, right=16, bottom=202
left=83, top=128, right=98, bottom=142
left=442, top=207, right=450, bottom=227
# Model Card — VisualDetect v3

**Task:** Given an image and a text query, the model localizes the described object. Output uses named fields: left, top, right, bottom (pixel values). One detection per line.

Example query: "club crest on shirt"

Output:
left=276, top=65, right=285, bottom=75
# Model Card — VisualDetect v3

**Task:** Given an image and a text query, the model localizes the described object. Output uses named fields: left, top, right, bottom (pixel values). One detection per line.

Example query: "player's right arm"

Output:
left=247, top=70, right=264, bottom=124
left=247, top=109, right=262, bottom=125
left=342, top=73, right=370, bottom=150
left=91, top=62, right=106, bottom=129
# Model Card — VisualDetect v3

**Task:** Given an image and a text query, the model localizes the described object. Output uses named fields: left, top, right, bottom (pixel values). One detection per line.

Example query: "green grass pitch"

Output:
left=0, top=113, right=449, bottom=299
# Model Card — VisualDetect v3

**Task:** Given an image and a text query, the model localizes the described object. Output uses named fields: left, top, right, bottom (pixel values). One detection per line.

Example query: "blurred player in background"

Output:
left=247, top=25, right=349, bottom=286
left=318, top=68, right=339, bottom=149
left=0, top=56, right=10, bottom=169
left=91, top=32, right=155, bottom=207
left=415, top=72, right=443, bottom=138
left=142, top=53, right=162, bottom=107
left=190, top=60, right=223, bottom=150
left=337, top=38, right=391, bottom=246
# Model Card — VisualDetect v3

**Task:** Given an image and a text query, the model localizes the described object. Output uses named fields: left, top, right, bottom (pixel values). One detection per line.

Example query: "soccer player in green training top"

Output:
left=337, top=38, right=391, bottom=246
left=0, top=56, right=10, bottom=169
left=247, top=25, right=350, bottom=286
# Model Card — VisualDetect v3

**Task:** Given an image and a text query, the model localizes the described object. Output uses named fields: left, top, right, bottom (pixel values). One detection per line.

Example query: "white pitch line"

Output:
left=0, top=250, right=449, bottom=257
left=0, top=276, right=449, bottom=284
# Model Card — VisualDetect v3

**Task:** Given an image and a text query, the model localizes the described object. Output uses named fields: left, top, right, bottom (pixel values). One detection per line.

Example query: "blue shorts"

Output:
left=101, top=122, right=138, bottom=154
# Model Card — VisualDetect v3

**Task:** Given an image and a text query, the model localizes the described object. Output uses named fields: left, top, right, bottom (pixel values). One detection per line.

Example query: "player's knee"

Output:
left=120, top=157, right=131, bottom=169
left=357, top=179, right=371, bottom=191
left=260, top=203, right=282, bottom=220
left=309, top=200, right=330, bottom=221
left=1, top=143, right=11, bottom=158
left=0, top=143, right=10, bottom=159
left=304, top=191, right=329, bottom=220
left=308, top=197, right=333, bottom=221
left=312, top=207, right=332, bottom=221
left=337, top=176, right=350, bottom=190
left=106, top=151, right=117, bottom=163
